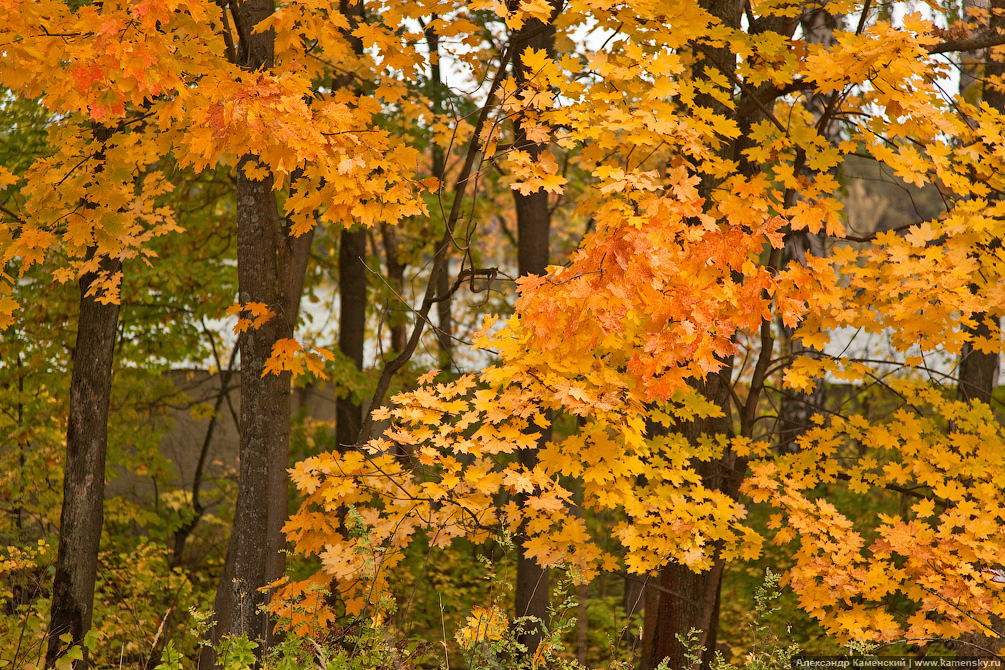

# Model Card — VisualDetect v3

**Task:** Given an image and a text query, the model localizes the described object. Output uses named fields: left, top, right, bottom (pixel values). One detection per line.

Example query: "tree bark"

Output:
left=425, top=20, right=454, bottom=370
left=46, top=256, right=121, bottom=669
left=509, top=0, right=560, bottom=652
left=644, top=369, right=742, bottom=670
left=436, top=252, right=453, bottom=368
left=958, top=0, right=1002, bottom=407
left=379, top=223, right=408, bottom=354
left=208, top=160, right=287, bottom=653
left=959, top=318, right=1000, bottom=405
left=337, top=227, right=367, bottom=449
left=775, top=8, right=838, bottom=451
left=205, top=0, right=315, bottom=662
left=333, top=0, right=368, bottom=452
left=643, top=1, right=757, bottom=667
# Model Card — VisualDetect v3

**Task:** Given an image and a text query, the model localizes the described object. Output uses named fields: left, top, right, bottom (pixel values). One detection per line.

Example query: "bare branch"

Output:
left=358, top=40, right=518, bottom=445
left=929, top=30, right=1005, bottom=55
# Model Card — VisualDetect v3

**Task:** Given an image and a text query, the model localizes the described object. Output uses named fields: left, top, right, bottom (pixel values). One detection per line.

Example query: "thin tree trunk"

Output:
left=171, top=342, right=238, bottom=568
left=337, top=227, right=367, bottom=449
left=379, top=223, right=408, bottom=354
left=334, top=0, right=368, bottom=451
left=46, top=256, right=121, bottom=669
left=357, top=16, right=516, bottom=446
left=623, top=570, right=645, bottom=649
left=436, top=257, right=452, bottom=368
left=424, top=19, right=454, bottom=370
left=509, top=0, right=560, bottom=652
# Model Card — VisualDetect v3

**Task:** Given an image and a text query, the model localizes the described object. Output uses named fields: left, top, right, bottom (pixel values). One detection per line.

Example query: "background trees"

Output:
left=3, top=0, right=1005, bottom=668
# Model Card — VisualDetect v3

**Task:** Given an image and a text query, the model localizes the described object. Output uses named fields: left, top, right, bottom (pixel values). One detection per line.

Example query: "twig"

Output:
left=358, top=38, right=518, bottom=445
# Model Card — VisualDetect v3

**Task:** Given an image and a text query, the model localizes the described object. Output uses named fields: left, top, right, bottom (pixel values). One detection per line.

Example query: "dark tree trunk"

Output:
left=958, top=0, right=1003, bottom=407
left=379, top=223, right=408, bottom=354
left=423, top=20, right=454, bottom=370
left=644, top=370, right=743, bottom=670
left=959, top=0, right=988, bottom=98
left=436, top=257, right=452, bottom=368
left=959, top=317, right=1001, bottom=407
left=333, top=0, right=368, bottom=451
left=642, top=0, right=747, bottom=666
left=205, top=1, right=315, bottom=662
left=773, top=9, right=838, bottom=451
left=46, top=257, right=121, bottom=669
left=209, top=160, right=289, bottom=653
left=640, top=0, right=807, bottom=665
left=509, top=0, right=560, bottom=652
left=641, top=580, right=659, bottom=662
left=651, top=565, right=723, bottom=670
left=337, top=227, right=367, bottom=449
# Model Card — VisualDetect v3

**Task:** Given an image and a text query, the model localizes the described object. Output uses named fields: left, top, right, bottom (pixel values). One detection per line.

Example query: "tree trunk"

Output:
left=644, top=369, right=742, bottom=670
left=772, top=8, right=839, bottom=451
left=379, top=223, right=408, bottom=354
left=436, top=257, right=452, bottom=368
left=423, top=19, right=454, bottom=370
left=952, top=1, right=1005, bottom=653
left=332, top=0, right=368, bottom=451
left=207, top=165, right=313, bottom=662
left=776, top=194, right=827, bottom=455
left=959, top=318, right=1000, bottom=405
left=641, top=0, right=747, bottom=666
left=337, top=227, right=367, bottom=449
left=959, top=0, right=989, bottom=100
left=46, top=256, right=121, bottom=669
left=509, top=0, right=560, bottom=652
left=205, top=1, right=315, bottom=662
left=209, top=160, right=287, bottom=652
left=958, top=0, right=1002, bottom=407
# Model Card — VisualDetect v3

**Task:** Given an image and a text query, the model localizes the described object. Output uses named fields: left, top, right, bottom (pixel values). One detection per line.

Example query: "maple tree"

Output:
left=6, top=0, right=1005, bottom=667
left=507, top=0, right=562, bottom=650
left=1, top=0, right=428, bottom=665
left=278, top=0, right=1005, bottom=666
left=0, top=67, right=247, bottom=665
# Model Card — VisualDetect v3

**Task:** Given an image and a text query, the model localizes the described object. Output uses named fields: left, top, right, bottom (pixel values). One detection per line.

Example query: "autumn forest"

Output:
left=3, top=0, right=1005, bottom=668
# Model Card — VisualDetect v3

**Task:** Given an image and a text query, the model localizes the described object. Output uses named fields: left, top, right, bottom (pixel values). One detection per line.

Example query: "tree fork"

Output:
left=358, top=36, right=518, bottom=445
